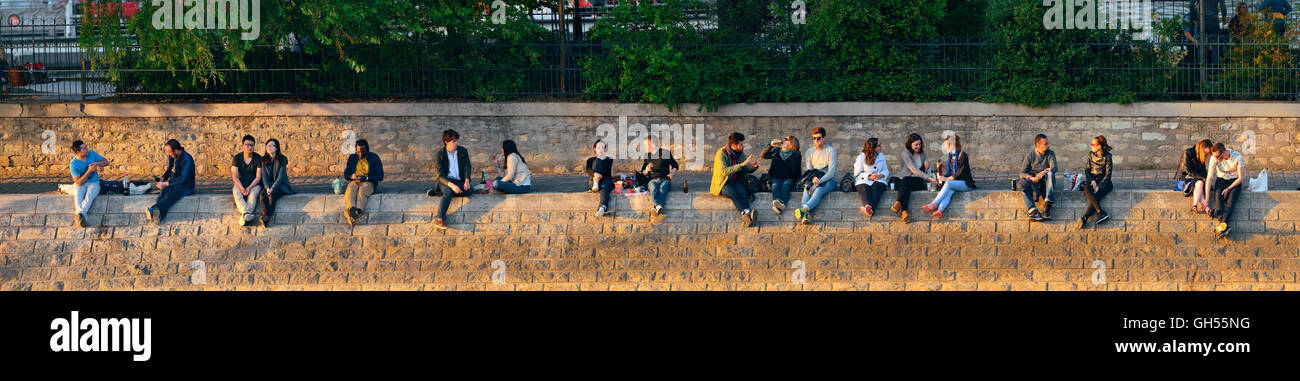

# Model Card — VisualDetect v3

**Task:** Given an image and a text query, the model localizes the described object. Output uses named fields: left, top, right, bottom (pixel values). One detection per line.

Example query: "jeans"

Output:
left=232, top=184, right=263, bottom=217
left=438, top=181, right=473, bottom=221
left=1016, top=173, right=1055, bottom=212
left=491, top=177, right=531, bottom=194
left=801, top=180, right=836, bottom=211
left=1082, top=181, right=1113, bottom=219
left=152, top=185, right=192, bottom=220
left=73, top=181, right=101, bottom=215
left=648, top=178, right=671, bottom=207
left=260, top=187, right=287, bottom=219
left=770, top=178, right=794, bottom=205
left=855, top=182, right=887, bottom=208
left=1209, top=178, right=1241, bottom=223
left=596, top=178, right=614, bottom=210
left=719, top=180, right=751, bottom=212
left=930, top=180, right=973, bottom=212
left=895, top=176, right=927, bottom=209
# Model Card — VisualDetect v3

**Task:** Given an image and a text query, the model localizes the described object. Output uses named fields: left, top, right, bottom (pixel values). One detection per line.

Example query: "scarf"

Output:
left=779, top=148, right=792, bottom=161
left=946, top=150, right=959, bottom=177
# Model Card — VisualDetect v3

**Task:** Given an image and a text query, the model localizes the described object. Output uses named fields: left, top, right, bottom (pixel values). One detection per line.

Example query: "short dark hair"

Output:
left=811, top=126, right=827, bottom=137
left=1211, top=142, right=1227, bottom=154
left=1034, top=134, right=1048, bottom=145
left=442, top=129, right=460, bottom=143
left=165, top=139, right=183, bottom=151
left=242, top=135, right=255, bottom=144
left=727, top=132, right=746, bottom=145
left=355, top=139, right=369, bottom=149
left=69, top=140, right=85, bottom=152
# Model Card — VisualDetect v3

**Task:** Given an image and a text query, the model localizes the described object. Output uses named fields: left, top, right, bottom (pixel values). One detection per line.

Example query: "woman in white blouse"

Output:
left=1205, top=142, right=1244, bottom=238
left=853, top=138, right=890, bottom=218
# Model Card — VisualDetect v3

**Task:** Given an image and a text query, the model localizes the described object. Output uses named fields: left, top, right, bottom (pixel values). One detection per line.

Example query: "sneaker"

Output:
left=426, top=188, right=439, bottom=197
left=75, top=213, right=86, bottom=228
left=345, top=209, right=357, bottom=226
left=796, top=208, right=810, bottom=225
left=860, top=205, right=870, bottom=216
left=772, top=200, right=784, bottom=215
left=741, top=209, right=754, bottom=227
left=1041, top=202, right=1053, bottom=220
left=864, top=205, right=874, bottom=218
left=1078, top=216, right=1089, bottom=230
left=1028, top=210, right=1044, bottom=222
left=1095, top=211, right=1110, bottom=225
left=890, top=201, right=901, bottom=215
left=145, top=206, right=160, bottom=224
left=922, top=203, right=936, bottom=212
left=1216, top=222, right=1230, bottom=238
left=597, top=205, right=609, bottom=217
left=899, top=210, right=910, bottom=224
left=238, top=216, right=247, bottom=226
left=931, top=210, right=943, bottom=219
left=433, top=218, right=448, bottom=230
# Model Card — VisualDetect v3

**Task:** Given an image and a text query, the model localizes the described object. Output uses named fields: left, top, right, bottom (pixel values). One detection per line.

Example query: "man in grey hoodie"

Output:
left=1016, top=134, right=1057, bottom=222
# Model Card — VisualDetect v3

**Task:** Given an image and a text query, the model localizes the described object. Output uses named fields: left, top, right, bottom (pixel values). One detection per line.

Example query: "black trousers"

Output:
left=260, top=188, right=288, bottom=218
left=895, top=176, right=927, bottom=209
left=1209, top=178, right=1242, bottom=223
left=855, top=182, right=887, bottom=208
left=1082, top=181, right=1113, bottom=219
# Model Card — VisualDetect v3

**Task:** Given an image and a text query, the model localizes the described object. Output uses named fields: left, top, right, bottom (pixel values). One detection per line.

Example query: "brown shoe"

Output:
left=890, top=201, right=902, bottom=215
left=900, top=210, right=910, bottom=224
left=433, top=218, right=448, bottom=230
left=345, top=208, right=357, bottom=226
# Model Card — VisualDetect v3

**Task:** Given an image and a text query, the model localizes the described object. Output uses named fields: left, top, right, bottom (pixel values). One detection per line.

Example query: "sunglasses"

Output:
left=812, top=136, right=824, bottom=141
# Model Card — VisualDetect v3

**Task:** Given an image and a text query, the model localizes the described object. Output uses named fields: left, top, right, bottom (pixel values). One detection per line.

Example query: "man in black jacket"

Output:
left=432, top=129, right=472, bottom=230
left=145, top=139, right=196, bottom=225
left=342, top=139, right=384, bottom=225
left=639, top=136, right=678, bottom=217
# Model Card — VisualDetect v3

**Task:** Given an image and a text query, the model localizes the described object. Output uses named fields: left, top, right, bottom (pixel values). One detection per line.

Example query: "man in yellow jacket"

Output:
left=710, top=132, right=761, bottom=227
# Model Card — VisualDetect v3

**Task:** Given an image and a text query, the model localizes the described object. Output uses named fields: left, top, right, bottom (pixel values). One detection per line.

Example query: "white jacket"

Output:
left=853, top=152, right=890, bottom=186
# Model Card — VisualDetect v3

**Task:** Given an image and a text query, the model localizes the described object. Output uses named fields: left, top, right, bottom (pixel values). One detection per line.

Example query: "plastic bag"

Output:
left=1248, top=169, right=1268, bottom=192
left=332, top=178, right=346, bottom=194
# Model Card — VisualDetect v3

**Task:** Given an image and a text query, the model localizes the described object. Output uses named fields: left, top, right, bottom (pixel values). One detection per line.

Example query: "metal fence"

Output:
left=2, top=1, right=1300, bottom=102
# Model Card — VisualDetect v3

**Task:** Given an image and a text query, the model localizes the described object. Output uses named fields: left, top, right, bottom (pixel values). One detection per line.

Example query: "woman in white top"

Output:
left=1205, top=142, right=1244, bottom=238
left=853, top=138, right=890, bottom=218
left=489, top=139, right=532, bottom=194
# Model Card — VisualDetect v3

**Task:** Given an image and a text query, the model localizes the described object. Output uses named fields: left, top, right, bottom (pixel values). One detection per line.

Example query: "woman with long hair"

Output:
left=852, top=138, right=890, bottom=218
left=258, top=138, right=293, bottom=227
left=490, top=139, right=533, bottom=194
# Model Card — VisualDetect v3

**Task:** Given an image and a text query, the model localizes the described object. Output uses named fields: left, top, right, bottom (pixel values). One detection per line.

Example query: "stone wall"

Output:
left=2, top=102, right=1298, bottom=179
left=1, top=189, right=1297, bottom=291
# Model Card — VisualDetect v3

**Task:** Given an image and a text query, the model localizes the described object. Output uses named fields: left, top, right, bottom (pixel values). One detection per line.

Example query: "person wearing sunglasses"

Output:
left=230, top=135, right=264, bottom=226
left=796, top=126, right=837, bottom=224
left=1078, top=135, right=1114, bottom=229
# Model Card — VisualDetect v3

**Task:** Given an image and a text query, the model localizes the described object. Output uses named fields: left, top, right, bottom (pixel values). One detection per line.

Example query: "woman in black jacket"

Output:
left=258, top=139, right=294, bottom=227
left=585, top=140, right=615, bottom=217
left=1178, top=139, right=1213, bottom=213
left=761, top=135, right=802, bottom=215
left=922, top=134, right=975, bottom=219
left=1079, top=135, right=1114, bottom=229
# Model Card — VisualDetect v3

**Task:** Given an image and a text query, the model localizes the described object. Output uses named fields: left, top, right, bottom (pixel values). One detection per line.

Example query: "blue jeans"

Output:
left=491, top=177, right=531, bottom=194
left=152, top=185, right=192, bottom=220
left=930, top=180, right=973, bottom=212
left=438, top=182, right=472, bottom=220
left=718, top=180, right=751, bottom=213
left=648, top=178, right=671, bottom=207
left=801, top=180, right=835, bottom=211
left=770, top=178, right=794, bottom=205
left=1016, top=173, right=1055, bottom=212
left=73, top=181, right=101, bottom=215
